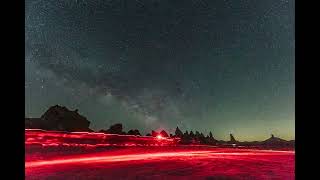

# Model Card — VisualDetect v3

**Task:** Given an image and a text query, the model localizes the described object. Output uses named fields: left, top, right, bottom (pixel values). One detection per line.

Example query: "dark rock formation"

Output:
left=127, top=129, right=141, bottom=136
left=206, top=131, right=217, bottom=145
left=209, top=132, right=213, bottom=139
left=175, top=127, right=183, bottom=138
left=41, top=105, right=91, bottom=131
left=184, top=130, right=189, bottom=137
left=179, top=130, right=192, bottom=144
left=26, top=105, right=92, bottom=132
left=199, top=133, right=206, bottom=144
left=108, top=123, right=123, bottom=134
left=189, top=131, right=195, bottom=138
left=100, top=123, right=125, bottom=134
left=261, top=134, right=291, bottom=147
left=99, top=129, right=108, bottom=133
left=195, top=131, right=200, bottom=139
left=151, top=130, right=159, bottom=137
left=159, top=130, right=169, bottom=137
left=25, top=118, right=43, bottom=129
left=229, top=133, right=237, bottom=144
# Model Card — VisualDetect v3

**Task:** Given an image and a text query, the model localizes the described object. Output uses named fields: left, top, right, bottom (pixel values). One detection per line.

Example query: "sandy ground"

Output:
left=25, top=146, right=294, bottom=180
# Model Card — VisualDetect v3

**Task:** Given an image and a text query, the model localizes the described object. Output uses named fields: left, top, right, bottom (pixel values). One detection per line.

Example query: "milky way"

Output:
left=25, top=0, right=294, bottom=141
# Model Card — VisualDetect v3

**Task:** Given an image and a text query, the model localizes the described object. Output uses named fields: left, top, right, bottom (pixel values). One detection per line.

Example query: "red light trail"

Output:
left=26, top=151, right=211, bottom=168
left=26, top=149, right=294, bottom=169
left=25, top=130, right=295, bottom=179
left=26, top=148, right=294, bottom=179
left=25, top=129, right=179, bottom=147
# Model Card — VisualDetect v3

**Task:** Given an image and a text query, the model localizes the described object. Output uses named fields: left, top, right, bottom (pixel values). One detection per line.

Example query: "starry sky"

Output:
left=25, top=0, right=295, bottom=141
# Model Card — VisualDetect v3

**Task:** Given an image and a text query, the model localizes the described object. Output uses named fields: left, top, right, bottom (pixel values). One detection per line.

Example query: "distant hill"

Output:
left=215, top=134, right=294, bottom=148
left=237, top=134, right=295, bottom=148
left=260, top=134, right=295, bottom=147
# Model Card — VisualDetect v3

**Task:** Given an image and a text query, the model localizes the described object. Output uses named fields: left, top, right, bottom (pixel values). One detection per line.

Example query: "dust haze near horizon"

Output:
left=25, top=0, right=294, bottom=141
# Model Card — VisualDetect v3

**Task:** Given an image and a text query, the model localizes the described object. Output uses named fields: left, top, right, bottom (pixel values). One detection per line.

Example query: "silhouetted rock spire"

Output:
left=184, top=130, right=189, bottom=136
left=230, top=133, right=237, bottom=143
left=189, top=131, right=195, bottom=138
left=209, top=131, right=213, bottom=138
left=175, top=127, right=183, bottom=138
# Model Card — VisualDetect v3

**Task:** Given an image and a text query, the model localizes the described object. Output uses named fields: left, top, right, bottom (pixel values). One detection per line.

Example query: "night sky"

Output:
left=25, top=0, right=295, bottom=141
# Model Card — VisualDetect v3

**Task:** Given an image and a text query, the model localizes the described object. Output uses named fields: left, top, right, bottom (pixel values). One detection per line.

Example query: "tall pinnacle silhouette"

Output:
left=230, top=133, right=237, bottom=143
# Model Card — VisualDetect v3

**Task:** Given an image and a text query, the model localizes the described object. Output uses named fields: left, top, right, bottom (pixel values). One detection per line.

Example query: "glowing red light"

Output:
left=25, top=129, right=180, bottom=147
left=25, top=151, right=212, bottom=168
left=156, top=135, right=163, bottom=140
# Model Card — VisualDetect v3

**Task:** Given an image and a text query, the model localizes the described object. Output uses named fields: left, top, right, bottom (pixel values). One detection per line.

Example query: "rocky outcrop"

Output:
left=159, top=130, right=169, bottom=137
left=25, top=105, right=92, bottom=132
left=151, top=130, right=159, bottom=137
left=107, top=123, right=123, bottom=134
left=206, top=131, right=217, bottom=145
left=261, top=134, right=291, bottom=146
left=25, top=118, right=43, bottom=129
left=229, top=133, right=238, bottom=144
left=99, top=123, right=125, bottom=134
left=175, top=127, right=183, bottom=138
left=127, top=129, right=141, bottom=136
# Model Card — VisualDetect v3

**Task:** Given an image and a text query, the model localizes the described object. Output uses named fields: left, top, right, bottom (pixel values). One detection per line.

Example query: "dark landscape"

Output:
left=25, top=106, right=295, bottom=180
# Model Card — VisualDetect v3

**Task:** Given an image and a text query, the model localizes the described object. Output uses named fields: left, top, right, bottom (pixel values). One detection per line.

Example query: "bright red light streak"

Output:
left=26, top=151, right=211, bottom=168
left=25, top=129, right=180, bottom=147
left=25, top=149, right=294, bottom=169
